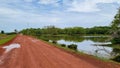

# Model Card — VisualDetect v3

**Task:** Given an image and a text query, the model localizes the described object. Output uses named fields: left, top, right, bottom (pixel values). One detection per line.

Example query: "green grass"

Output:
left=110, top=44, right=120, bottom=49
left=0, top=34, right=16, bottom=45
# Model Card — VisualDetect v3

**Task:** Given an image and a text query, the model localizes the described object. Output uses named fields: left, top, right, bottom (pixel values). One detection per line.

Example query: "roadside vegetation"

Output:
left=110, top=8, right=120, bottom=62
left=0, top=34, right=16, bottom=45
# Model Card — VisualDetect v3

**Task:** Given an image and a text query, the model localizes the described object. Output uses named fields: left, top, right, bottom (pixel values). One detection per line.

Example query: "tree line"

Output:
left=21, top=26, right=111, bottom=36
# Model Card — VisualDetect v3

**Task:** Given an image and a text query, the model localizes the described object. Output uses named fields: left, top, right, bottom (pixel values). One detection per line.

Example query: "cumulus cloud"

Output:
left=67, top=0, right=120, bottom=12
left=67, top=0, right=100, bottom=12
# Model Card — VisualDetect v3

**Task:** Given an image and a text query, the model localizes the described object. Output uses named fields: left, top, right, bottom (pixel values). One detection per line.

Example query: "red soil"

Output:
left=0, top=35, right=119, bottom=68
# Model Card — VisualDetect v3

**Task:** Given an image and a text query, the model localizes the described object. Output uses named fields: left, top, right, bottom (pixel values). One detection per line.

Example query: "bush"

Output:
left=52, top=40, right=57, bottom=44
left=61, top=44, right=66, bottom=47
left=112, top=55, right=120, bottom=62
left=42, top=38, right=49, bottom=41
left=68, top=44, right=77, bottom=50
left=111, top=38, right=120, bottom=44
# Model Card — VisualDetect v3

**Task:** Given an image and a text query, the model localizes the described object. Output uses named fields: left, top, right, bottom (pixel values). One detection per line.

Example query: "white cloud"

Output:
left=0, top=7, right=60, bottom=23
left=67, top=0, right=120, bottom=12
left=24, top=0, right=33, bottom=2
left=91, top=0, right=120, bottom=4
left=0, top=0, right=21, bottom=3
left=67, top=0, right=100, bottom=12
left=38, top=0, right=58, bottom=5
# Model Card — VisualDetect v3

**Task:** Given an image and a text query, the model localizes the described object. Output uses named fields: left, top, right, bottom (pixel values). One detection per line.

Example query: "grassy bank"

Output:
left=0, top=34, right=16, bottom=45
left=110, top=44, right=120, bottom=49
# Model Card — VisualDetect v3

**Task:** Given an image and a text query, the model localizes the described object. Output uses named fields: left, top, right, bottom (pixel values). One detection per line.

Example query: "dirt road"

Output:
left=0, top=35, right=119, bottom=68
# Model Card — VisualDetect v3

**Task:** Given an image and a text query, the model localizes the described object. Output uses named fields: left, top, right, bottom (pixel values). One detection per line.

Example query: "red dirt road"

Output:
left=0, top=35, right=120, bottom=68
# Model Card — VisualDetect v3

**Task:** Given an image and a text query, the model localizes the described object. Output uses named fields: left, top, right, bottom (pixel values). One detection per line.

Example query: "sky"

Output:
left=0, top=0, right=120, bottom=32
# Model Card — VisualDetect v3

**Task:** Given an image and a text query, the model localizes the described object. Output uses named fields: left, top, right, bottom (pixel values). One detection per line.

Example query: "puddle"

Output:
left=3, top=43, right=21, bottom=53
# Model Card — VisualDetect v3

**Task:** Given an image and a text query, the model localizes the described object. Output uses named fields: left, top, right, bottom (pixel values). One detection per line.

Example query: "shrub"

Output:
left=52, top=40, right=57, bottom=44
left=112, top=55, right=120, bottom=62
left=68, top=44, right=77, bottom=50
left=42, top=38, right=49, bottom=41
left=111, top=38, right=120, bottom=44
left=61, top=44, right=66, bottom=47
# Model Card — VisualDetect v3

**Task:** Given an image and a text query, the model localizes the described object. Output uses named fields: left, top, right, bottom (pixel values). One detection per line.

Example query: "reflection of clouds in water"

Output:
left=57, top=39, right=113, bottom=59
left=90, top=46, right=113, bottom=59
left=58, top=40, right=77, bottom=45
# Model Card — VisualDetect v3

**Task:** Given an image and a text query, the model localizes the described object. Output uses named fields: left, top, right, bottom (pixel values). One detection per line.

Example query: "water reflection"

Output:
left=58, top=40, right=113, bottom=59
left=39, top=36, right=110, bottom=42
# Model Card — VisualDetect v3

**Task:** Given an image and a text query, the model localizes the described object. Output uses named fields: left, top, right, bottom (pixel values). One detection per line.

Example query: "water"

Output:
left=39, top=36, right=120, bottom=60
left=3, top=43, right=21, bottom=53
left=58, top=40, right=113, bottom=59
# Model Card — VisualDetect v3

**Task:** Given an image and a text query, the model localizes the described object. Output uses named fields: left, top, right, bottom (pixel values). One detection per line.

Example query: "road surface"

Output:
left=0, top=35, right=119, bottom=68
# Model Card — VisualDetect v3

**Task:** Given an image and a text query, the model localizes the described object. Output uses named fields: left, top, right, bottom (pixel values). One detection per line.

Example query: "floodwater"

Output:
left=58, top=40, right=113, bottom=59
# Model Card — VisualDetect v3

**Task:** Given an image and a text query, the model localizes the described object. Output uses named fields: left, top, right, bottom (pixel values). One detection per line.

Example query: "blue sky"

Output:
left=0, top=0, right=120, bottom=32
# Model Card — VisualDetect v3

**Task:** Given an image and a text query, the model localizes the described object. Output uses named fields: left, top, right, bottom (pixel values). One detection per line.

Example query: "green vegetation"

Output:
left=38, top=35, right=109, bottom=43
left=111, top=38, right=120, bottom=44
left=86, top=26, right=111, bottom=35
left=111, top=47, right=120, bottom=62
left=111, top=8, right=120, bottom=44
left=1, top=30, right=5, bottom=34
left=61, top=44, right=66, bottom=47
left=52, top=40, right=57, bottom=44
left=108, top=7, right=120, bottom=63
left=21, top=26, right=111, bottom=36
left=68, top=44, right=77, bottom=50
left=110, top=44, right=120, bottom=49
left=0, top=34, right=16, bottom=45
left=112, top=55, right=120, bottom=62
left=38, top=35, right=85, bottom=42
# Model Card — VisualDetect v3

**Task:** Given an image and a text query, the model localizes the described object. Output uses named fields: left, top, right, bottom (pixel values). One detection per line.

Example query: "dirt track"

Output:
left=0, top=35, right=120, bottom=68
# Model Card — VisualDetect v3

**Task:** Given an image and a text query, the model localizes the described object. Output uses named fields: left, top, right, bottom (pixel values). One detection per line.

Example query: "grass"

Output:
left=109, top=44, right=120, bottom=49
left=0, top=34, right=16, bottom=45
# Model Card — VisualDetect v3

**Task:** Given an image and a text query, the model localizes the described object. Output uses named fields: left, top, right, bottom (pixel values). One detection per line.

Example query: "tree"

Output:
left=14, top=29, right=18, bottom=34
left=1, top=30, right=4, bottom=34
left=86, top=26, right=111, bottom=35
left=111, top=8, right=120, bottom=44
